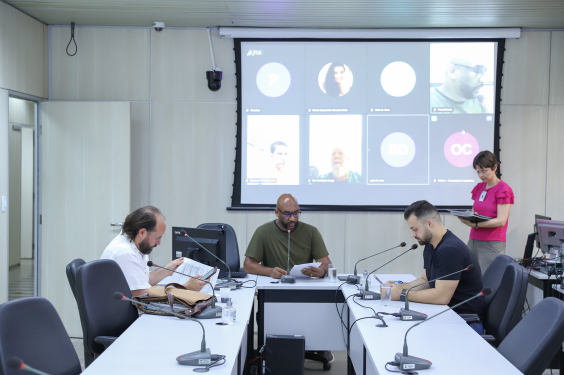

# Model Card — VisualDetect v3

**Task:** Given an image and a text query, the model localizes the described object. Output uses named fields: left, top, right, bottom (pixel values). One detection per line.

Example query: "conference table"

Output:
left=80, top=273, right=521, bottom=375
left=257, top=273, right=521, bottom=375
left=80, top=275, right=257, bottom=375
left=343, top=274, right=521, bottom=374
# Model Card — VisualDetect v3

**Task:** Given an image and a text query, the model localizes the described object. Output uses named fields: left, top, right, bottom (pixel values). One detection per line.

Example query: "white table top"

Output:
left=256, top=273, right=362, bottom=290
left=528, top=269, right=559, bottom=280
left=343, top=274, right=521, bottom=375
left=81, top=283, right=257, bottom=374
left=552, top=284, right=564, bottom=294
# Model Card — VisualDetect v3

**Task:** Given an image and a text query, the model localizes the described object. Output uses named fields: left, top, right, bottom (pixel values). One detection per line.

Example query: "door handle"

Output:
left=111, top=222, right=124, bottom=227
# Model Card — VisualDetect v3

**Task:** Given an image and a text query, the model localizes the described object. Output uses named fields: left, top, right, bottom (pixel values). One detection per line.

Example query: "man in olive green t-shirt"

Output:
left=244, top=194, right=332, bottom=279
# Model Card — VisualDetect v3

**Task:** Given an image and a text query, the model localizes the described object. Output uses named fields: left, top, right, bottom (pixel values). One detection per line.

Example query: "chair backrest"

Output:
left=484, top=263, right=528, bottom=346
left=498, top=297, right=564, bottom=375
left=0, top=297, right=82, bottom=375
left=76, top=259, right=138, bottom=356
left=66, top=258, right=86, bottom=299
left=481, top=254, right=515, bottom=306
left=197, top=223, right=241, bottom=272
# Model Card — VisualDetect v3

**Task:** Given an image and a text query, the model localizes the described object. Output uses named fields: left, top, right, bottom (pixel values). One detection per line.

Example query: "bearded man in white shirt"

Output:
left=100, top=206, right=206, bottom=296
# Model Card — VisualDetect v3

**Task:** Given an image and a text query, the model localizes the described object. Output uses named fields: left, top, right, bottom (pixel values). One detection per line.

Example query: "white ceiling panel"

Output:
left=4, top=0, right=564, bottom=29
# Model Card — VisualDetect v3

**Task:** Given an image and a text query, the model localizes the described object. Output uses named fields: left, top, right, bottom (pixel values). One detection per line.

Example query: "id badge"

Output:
left=479, top=191, right=487, bottom=202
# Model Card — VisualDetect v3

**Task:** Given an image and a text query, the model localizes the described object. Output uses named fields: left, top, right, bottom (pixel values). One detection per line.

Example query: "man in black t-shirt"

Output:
left=388, top=200, right=485, bottom=328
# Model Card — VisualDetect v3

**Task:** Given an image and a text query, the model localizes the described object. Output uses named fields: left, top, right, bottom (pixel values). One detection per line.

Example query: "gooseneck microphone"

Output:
left=393, top=288, right=491, bottom=372
left=147, top=261, right=222, bottom=319
left=179, top=229, right=241, bottom=290
left=113, top=292, right=222, bottom=367
left=399, top=264, right=475, bottom=321
left=281, top=229, right=296, bottom=284
left=346, top=242, right=407, bottom=284
left=7, top=357, right=50, bottom=375
left=360, top=244, right=419, bottom=300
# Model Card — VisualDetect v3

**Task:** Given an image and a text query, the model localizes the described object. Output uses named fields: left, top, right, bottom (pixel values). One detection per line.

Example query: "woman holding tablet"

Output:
left=458, top=151, right=514, bottom=273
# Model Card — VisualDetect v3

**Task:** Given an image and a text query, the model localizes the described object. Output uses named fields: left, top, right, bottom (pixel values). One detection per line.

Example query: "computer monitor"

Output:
left=537, top=219, right=564, bottom=257
left=171, top=227, right=228, bottom=273
left=534, top=214, right=551, bottom=248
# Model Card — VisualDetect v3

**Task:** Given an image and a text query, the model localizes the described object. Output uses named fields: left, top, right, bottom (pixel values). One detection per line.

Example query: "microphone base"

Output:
left=177, top=348, right=212, bottom=366
left=399, top=307, right=428, bottom=321
left=193, top=305, right=223, bottom=320
left=394, top=352, right=432, bottom=371
left=360, top=290, right=381, bottom=300
left=346, top=275, right=360, bottom=284
left=215, top=280, right=241, bottom=290
left=281, top=275, right=296, bottom=284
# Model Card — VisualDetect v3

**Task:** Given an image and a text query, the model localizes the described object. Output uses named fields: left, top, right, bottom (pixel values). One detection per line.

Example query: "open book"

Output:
left=448, top=209, right=493, bottom=223
left=160, top=258, right=219, bottom=294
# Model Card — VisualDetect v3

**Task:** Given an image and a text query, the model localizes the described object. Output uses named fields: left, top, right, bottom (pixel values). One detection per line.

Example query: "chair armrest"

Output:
left=460, top=313, right=481, bottom=324
left=94, top=336, right=118, bottom=349
left=481, top=334, right=496, bottom=345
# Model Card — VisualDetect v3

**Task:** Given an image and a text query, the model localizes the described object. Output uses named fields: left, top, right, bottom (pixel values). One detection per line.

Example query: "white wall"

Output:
left=0, top=89, right=8, bottom=303
left=47, top=28, right=564, bottom=331
left=0, top=2, right=46, bottom=304
left=0, top=1, right=47, bottom=98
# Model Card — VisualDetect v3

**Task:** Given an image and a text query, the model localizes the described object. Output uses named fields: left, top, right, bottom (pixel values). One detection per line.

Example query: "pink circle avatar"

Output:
left=443, top=132, right=479, bottom=168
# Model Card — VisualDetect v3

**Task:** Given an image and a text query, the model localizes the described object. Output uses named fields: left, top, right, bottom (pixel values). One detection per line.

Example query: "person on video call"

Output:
left=323, top=62, right=351, bottom=97
left=316, top=147, right=361, bottom=184
left=430, top=56, right=488, bottom=114
left=268, top=141, right=297, bottom=185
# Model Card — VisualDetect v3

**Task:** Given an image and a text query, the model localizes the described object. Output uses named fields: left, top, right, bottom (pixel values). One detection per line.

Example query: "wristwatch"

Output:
left=475, top=222, right=479, bottom=228
left=400, top=289, right=407, bottom=302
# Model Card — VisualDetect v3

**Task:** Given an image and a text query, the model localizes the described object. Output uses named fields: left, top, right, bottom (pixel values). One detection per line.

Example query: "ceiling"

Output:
left=5, top=0, right=564, bottom=29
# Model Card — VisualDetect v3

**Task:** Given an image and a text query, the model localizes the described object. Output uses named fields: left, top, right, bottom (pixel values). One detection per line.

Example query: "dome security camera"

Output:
left=206, top=69, right=222, bottom=91
left=152, top=21, right=165, bottom=32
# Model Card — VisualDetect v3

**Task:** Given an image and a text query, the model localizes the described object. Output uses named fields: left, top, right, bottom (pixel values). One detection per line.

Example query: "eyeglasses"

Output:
left=277, top=209, right=301, bottom=220
left=474, top=169, right=491, bottom=176
left=454, top=64, right=487, bottom=78
left=147, top=231, right=162, bottom=243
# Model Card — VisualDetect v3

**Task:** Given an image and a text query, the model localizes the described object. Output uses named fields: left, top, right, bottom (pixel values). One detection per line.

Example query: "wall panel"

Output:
left=345, top=212, right=420, bottom=277
left=546, top=105, right=564, bottom=220
left=130, top=102, right=150, bottom=210
left=51, top=27, right=150, bottom=100
left=149, top=102, right=247, bottom=268
left=0, top=89, right=9, bottom=303
left=151, top=29, right=236, bottom=103
left=503, top=32, right=551, bottom=106
left=42, top=101, right=130, bottom=337
left=0, top=2, right=47, bottom=98
left=499, top=104, right=548, bottom=260
left=549, top=31, right=564, bottom=105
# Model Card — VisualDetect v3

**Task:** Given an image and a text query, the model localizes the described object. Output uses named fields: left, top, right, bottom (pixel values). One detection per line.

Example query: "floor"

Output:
left=8, top=258, right=34, bottom=301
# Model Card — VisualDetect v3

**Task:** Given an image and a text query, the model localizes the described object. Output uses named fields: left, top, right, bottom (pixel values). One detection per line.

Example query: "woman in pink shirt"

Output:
left=458, top=151, right=514, bottom=273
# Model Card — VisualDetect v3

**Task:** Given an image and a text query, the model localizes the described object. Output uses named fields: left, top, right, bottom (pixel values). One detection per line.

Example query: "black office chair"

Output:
left=66, top=259, right=91, bottom=365
left=498, top=297, right=564, bottom=375
left=0, top=297, right=82, bottom=375
left=479, top=263, right=528, bottom=346
left=66, top=259, right=86, bottom=299
left=460, top=254, right=516, bottom=325
left=75, top=259, right=138, bottom=367
left=481, top=254, right=515, bottom=306
left=197, top=223, right=246, bottom=277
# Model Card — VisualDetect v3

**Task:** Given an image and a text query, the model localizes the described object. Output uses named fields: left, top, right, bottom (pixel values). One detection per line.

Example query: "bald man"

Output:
left=430, top=57, right=488, bottom=114
left=316, top=147, right=361, bottom=184
left=244, top=194, right=332, bottom=279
